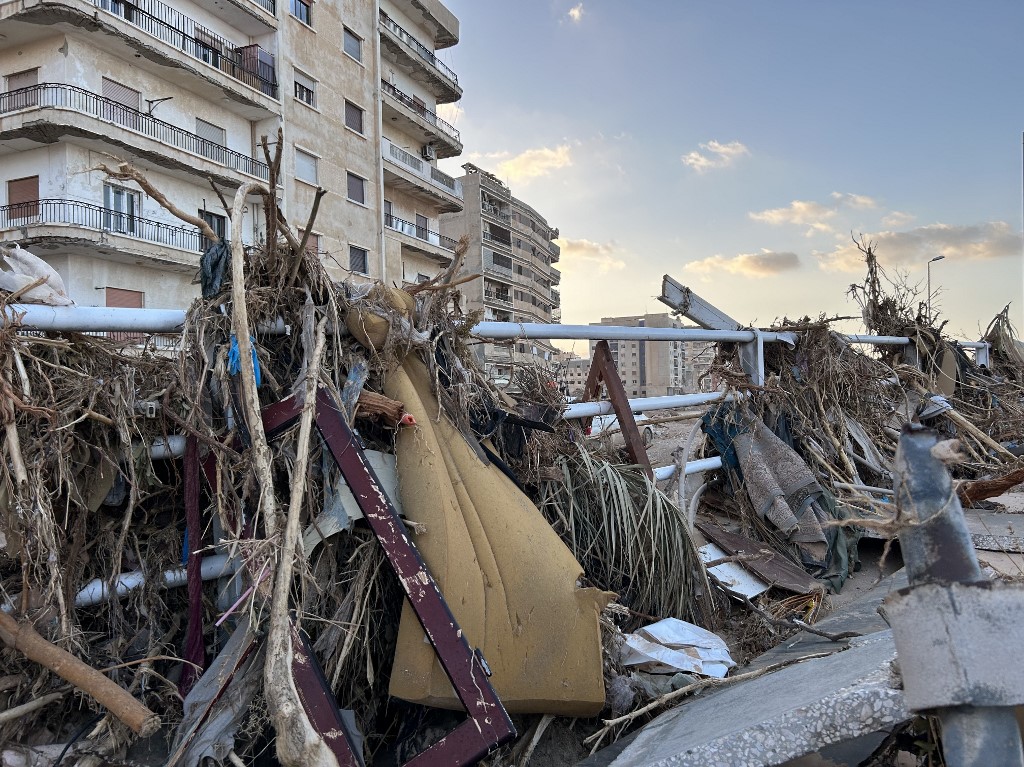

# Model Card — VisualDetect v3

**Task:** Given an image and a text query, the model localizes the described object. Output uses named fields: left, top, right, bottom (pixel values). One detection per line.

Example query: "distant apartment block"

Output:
left=1, top=0, right=463, bottom=308
left=589, top=314, right=686, bottom=398
left=440, top=164, right=561, bottom=383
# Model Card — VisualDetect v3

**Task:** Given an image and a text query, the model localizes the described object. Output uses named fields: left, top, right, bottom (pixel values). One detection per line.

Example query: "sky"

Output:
left=435, top=1, right=1024, bottom=346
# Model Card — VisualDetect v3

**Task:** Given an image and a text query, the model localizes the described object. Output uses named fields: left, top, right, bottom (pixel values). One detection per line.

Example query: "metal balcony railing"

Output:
left=0, top=84, right=269, bottom=181
left=0, top=199, right=204, bottom=252
left=380, top=80, right=460, bottom=144
left=482, top=202, right=510, bottom=222
left=483, top=290, right=513, bottom=308
left=251, top=0, right=275, bottom=14
left=385, top=213, right=456, bottom=252
left=94, top=0, right=278, bottom=98
left=482, top=230, right=511, bottom=247
left=379, top=11, right=459, bottom=86
left=382, top=138, right=463, bottom=199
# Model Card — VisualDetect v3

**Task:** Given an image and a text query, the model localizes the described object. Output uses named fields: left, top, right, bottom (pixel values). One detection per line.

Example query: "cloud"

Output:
left=493, top=144, right=572, bottom=184
left=749, top=200, right=836, bottom=236
left=681, top=140, right=749, bottom=173
left=687, top=250, right=801, bottom=277
left=831, top=192, right=878, bottom=210
left=556, top=238, right=626, bottom=274
left=818, top=221, right=1019, bottom=272
left=567, top=3, right=584, bottom=22
left=882, top=210, right=915, bottom=228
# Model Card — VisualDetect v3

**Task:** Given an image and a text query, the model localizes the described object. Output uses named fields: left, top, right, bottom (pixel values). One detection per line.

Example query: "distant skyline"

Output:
left=436, top=1, right=1024, bottom=348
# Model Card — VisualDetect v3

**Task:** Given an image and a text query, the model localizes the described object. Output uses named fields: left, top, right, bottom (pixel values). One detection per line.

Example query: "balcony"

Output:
left=483, top=290, right=513, bottom=309
left=94, top=0, right=278, bottom=98
left=381, top=137, right=463, bottom=213
left=1, top=199, right=203, bottom=252
left=379, top=11, right=461, bottom=104
left=482, top=230, right=511, bottom=248
left=482, top=202, right=510, bottom=223
left=551, top=307, right=562, bottom=322
left=380, top=80, right=462, bottom=158
left=551, top=287, right=561, bottom=305
left=550, top=266, right=561, bottom=285
left=549, top=240, right=561, bottom=262
left=385, top=214, right=456, bottom=258
left=0, top=84, right=269, bottom=183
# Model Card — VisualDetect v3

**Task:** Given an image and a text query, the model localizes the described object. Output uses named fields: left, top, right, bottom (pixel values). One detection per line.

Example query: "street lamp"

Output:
left=927, top=255, right=945, bottom=319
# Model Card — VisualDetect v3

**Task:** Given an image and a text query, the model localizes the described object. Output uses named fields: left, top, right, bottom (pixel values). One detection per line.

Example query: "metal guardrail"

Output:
left=0, top=84, right=270, bottom=181
left=385, top=213, right=456, bottom=252
left=250, top=0, right=275, bottom=14
left=94, top=0, right=278, bottom=98
left=0, top=199, right=204, bottom=252
left=379, top=10, right=459, bottom=86
left=380, top=80, right=460, bottom=144
left=382, top=138, right=462, bottom=198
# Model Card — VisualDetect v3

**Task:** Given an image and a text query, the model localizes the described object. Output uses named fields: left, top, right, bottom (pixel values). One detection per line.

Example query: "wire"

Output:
left=53, top=712, right=104, bottom=767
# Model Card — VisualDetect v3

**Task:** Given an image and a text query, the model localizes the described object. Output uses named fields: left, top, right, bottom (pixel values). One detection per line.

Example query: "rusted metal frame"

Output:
left=582, top=340, right=653, bottom=478
left=262, top=388, right=516, bottom=766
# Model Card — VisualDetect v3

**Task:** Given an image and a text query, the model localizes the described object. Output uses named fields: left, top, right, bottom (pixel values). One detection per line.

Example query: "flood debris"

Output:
left=0, top=178, right=1022, bottom=767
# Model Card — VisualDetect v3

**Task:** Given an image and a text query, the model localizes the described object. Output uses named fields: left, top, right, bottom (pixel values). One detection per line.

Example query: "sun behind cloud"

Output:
left=686, top=250, right=801, bottom=277
left=681, top=140, right=750, bottom=173
left=494, top=144, right=573, bottom=184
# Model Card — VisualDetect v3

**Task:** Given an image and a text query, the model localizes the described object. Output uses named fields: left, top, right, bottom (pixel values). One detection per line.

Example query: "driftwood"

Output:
left=958, top=465, right=1024, bottom=507
left=0, top=612, right=159, bottom=736
left=355, top=390, right=405, bottom=427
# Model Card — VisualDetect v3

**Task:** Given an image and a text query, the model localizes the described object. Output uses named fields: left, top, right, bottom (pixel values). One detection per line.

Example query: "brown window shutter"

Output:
left=7, top=176, right=39, bottom=217
left=105, top=287, right=145, bottom=342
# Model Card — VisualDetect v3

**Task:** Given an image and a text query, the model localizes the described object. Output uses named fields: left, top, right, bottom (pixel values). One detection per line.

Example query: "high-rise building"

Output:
left=0, top=0, right=462, bottom=307
left=590, top=314, right=686, bottom=398
left=439, top=164, right=561, bottom=384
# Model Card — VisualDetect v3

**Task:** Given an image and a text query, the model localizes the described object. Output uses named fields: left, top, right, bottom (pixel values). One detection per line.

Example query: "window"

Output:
left=290, top=0, right=311, bottom=25
left=7, top=176, right=39, bottom=218
left=293, top=69, right=316, bottom=107
left=344, top=100, right=364, bottom=134
left=349, top=245, right=368, bottom=274
left=199, top=209, right=226, bottom=252
left=195, top=118, right=227, bottom=163
left=103, top=184, right=140, bottom=235
left=415, top=213, right=428, bottom=240
left=346, top=172, right=365, bottom=204
left=106, top=288, right=144, bottom=342
left=194, top=26, right=223, bottom=67
left=5, top=68, right=38, bottom=109
left=299, top=229, right=320, bottom=255
left=343, top=27, right=362, bottom=62
left=101, top=78, right=140, bottom=129
left=295, top=147, right=318, bottom=184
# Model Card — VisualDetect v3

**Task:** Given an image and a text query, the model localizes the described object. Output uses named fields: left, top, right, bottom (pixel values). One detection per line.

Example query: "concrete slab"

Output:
left=605, top=631, right=907, bottom=767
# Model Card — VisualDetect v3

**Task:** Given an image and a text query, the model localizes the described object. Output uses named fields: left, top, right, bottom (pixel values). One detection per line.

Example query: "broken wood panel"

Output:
left=695, top=521, right=824, bottom=595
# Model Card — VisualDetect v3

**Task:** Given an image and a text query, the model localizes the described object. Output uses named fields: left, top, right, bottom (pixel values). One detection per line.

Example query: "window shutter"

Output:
left=101, top=78, right=140, bottom=109
left=7, top=176, right=39, bottom=217
left=105, top=287, right=144, bottom=308
left=295, top=148, right=317, bottom=183
left=6, top=69, right=38, bottom=91
left=195, top=118, right=226, bottom=145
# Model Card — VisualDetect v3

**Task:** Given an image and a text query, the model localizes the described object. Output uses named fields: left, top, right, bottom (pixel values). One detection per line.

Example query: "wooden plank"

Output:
left=695, top=521, right=824, bottom=595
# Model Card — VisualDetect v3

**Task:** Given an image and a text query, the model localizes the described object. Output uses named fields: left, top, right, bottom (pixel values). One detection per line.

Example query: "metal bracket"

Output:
left=883, top=580, right=1024, bottom=712
left=581, top=340, right=653, bottom=478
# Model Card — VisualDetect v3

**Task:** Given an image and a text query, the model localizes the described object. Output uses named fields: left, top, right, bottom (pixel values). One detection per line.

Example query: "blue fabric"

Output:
left=228, top=335, right=261, bottom=387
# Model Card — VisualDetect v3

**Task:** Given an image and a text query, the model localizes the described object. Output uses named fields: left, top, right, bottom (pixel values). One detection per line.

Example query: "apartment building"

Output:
left=589, top=314, right=686, bottom=398
left=0, top=0, right=462, bottom=309
left=439, top=164, right=561, bottom=384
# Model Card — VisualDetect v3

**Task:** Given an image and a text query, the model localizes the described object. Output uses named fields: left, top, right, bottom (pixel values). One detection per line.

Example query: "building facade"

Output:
left=439, top=164, right=561, bottom=384
left=0, top=0, right=462, bottom=309
left=589, top=314, right=686, bottom=398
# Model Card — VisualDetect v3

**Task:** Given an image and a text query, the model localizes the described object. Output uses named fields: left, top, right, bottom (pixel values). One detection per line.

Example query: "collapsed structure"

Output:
left=0, top=165, right=1023, bottom=766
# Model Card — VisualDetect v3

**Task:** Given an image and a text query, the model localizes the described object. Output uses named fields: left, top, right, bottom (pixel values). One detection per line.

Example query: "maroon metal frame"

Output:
left=256, top=388, right=517, bottom=765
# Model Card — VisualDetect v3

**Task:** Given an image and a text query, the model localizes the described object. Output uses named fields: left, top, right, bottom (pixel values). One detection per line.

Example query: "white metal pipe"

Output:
left=6, top=305, right=289, bottom=335
left=473, top=322, right=757, bottom=343
left=842, top=334, right=912, bottom=345
left=654, top=455, right=723, bottom=481
left=150, top=435, right=187, bottom=459
left=74, top=553, right=236, bottom=608
left=564, top=392, right=730, bottom=419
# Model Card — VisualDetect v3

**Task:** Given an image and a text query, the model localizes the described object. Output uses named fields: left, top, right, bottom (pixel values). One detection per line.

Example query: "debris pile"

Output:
left=0, top=192, right=1023, bottom=767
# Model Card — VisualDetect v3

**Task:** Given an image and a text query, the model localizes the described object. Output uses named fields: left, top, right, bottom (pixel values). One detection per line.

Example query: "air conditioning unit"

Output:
left=421, top=143, right=436, bottom=160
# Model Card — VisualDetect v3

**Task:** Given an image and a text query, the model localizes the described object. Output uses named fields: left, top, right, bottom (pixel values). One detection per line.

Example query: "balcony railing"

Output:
left=382, top=138, right=463, bottom=199
left=94, top=0, right=278, bottom=98
left=0, top=84, right=269, bottom=182
left=385, top=213, right=456, bottom=252
left=549, top=240, right=561, bottom=261
left=482, top=202, right=510, bottom=222
left=251, top=0, right=275, bottom=14
left=380, top=80, right=460, bottom=144
left=379, top=11, right=459, bottom=86
left=482, top=230, right=511, bottom=247
left=483, top=290, right=513, bottom=308
left=550, top=266, right=561, bottom=284
left=0, top=199, right=204, bottom=252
